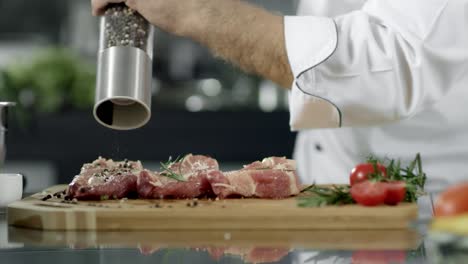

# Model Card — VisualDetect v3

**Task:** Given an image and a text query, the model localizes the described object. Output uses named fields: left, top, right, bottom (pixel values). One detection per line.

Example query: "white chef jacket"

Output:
left=286, top=0, right=468, bottom=186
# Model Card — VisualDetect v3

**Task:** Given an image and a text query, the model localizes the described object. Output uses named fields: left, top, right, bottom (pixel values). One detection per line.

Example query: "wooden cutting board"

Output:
left=8, top=185, right=418, bottom=231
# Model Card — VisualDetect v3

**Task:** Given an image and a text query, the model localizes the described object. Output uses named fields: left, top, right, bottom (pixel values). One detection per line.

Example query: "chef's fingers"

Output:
left=91, top=0, right=126, bottom=16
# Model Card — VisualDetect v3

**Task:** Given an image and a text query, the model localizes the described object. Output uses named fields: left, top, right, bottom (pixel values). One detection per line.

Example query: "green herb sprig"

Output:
left=378, top=153, right=426, bottom=202
left=298, top=184, right=355, bottom=207
left=160, top=156, right=187, bottom=182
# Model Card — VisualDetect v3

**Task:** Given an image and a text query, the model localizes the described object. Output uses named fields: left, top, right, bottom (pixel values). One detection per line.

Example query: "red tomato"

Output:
left=350, top=163, right=387, bottom=186
left=351, top=181, right=387, bottom=206
left=434, top=182, right=468, bottom=217
left=384, top=181, right=406, bottom=206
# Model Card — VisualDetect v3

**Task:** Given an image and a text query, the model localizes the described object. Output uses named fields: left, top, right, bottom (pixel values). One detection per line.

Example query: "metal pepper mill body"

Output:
left=94, top=4, right=154, bottom=130
left=0, top=102, right=15, bottom=166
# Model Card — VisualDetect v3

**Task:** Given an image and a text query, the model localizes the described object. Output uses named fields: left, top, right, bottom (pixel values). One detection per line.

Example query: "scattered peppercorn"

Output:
left=41, top=195, right=52, bottom=201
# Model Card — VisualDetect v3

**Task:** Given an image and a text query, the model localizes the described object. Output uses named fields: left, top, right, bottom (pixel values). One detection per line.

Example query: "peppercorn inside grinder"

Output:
left=94, top=4, right=154, bottom=130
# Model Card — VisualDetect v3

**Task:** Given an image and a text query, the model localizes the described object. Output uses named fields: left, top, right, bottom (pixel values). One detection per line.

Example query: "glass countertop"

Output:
left=0, top=194, right=465, bottom=264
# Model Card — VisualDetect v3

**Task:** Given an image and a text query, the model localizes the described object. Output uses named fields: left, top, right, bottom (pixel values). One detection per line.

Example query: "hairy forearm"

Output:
left=181, top=0, right=294, bottom=88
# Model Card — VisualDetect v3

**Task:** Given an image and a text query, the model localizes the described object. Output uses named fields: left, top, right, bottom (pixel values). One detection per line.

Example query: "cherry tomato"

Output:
left=384, top=181, right=406, bottom=206
left=350, top=163, right=387, bottom=186
left=351, top=181, right=387, bottom=206
left=434, top=182, right=468, bottom=217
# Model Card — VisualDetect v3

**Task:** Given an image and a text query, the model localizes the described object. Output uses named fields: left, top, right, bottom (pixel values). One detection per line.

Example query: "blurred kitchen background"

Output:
left=0, top=0, right=299, bottom=192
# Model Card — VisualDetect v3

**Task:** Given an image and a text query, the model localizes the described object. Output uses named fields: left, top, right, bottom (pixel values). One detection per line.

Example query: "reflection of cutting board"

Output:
left=9, top=229, right=421, bottom=250
left=431, top=214, right=468, bottom=235
left=8, top=185, right=418, bottom=231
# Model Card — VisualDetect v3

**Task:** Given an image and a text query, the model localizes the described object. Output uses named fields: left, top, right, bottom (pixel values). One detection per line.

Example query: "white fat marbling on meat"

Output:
left=261, top=158, right=274, bottom=167
left=286, top=171, right=300, bottom=195
left=191, top=160, right=212, bottom=171
left=149, top=180, right=164, bottom=187
left=225, top=171, right=257, bottom=196
left=212, top=183, right=236, bottom=190
left=87, top=176, right=107, bottom=186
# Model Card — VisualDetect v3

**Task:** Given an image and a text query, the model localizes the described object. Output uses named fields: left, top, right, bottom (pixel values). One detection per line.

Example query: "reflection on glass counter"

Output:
left=5, top=225, right=426, bottom=264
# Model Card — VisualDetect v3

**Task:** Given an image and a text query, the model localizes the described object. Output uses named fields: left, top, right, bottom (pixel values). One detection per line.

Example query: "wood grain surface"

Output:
left=8, top=185, right=419, bottom=231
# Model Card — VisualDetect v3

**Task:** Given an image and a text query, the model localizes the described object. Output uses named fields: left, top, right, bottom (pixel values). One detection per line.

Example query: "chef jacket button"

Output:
left=315, top=143, right=323, bottom=152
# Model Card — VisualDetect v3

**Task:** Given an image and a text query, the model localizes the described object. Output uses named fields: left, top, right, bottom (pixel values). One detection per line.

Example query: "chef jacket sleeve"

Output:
left=285, top=0, right=462, bottom=130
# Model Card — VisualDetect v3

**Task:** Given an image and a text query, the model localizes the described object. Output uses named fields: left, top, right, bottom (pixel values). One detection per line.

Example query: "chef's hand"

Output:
left=91, top=0, right=294, bottom=88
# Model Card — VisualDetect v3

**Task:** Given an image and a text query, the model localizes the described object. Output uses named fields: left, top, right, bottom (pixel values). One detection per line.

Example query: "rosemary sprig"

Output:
left=300, top=184, right=316, bottom=193
left=160, top=155, right=187, bottom=182
left=298, top=184, right=355, bottom=207
left=368, top=153, right=426, bottom=202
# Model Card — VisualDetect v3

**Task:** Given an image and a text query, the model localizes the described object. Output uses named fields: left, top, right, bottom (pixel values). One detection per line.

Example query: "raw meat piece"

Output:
left=207, top=157, right=300, bottom=199
left=242, top=157, right=296, bottom=171
left=67, top=157, right=143, bottom=200
left=137, top=154, right=219, bottom=199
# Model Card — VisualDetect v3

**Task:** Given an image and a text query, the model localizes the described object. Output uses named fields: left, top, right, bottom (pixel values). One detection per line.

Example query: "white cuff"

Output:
left=289, top=84, right=341, bottom=130
left=284, top=16, right=338, bottom=77
left=284, top=16, right=340, bottom=130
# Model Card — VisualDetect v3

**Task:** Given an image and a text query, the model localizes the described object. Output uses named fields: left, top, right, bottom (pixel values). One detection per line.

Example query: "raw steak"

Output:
left=207, top=157, right=300, bottom=199
left=137, top=154, right=219, bottom=199
left=67, top=157, right=143, bottom=200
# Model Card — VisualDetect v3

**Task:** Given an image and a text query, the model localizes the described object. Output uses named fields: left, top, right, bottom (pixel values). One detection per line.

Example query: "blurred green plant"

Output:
left=0, top=47, right=96, bottom=124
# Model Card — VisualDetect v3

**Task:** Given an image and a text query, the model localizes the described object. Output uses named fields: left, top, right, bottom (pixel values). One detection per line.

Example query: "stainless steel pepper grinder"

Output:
left=94, top=4, right=154, bottom=130
left=0, top=102, right=15, bottom=166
